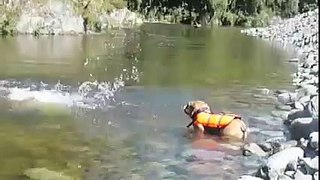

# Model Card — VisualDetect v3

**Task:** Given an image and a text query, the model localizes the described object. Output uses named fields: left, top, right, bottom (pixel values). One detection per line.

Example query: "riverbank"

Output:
left=239, top=8, right=318, bottom=180
left=0, top=0, right=144, bottom=35
left=1, top=0, right=318, bottom=35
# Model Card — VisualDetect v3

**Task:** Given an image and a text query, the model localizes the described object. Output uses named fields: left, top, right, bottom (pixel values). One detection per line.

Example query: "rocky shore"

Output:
left=239, top=8, right=318, bottom=180
left=0, top=0, right=144, bottom=35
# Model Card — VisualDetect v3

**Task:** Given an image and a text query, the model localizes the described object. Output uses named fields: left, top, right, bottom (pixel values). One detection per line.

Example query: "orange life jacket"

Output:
left=193, top=112, right=240, bottom=129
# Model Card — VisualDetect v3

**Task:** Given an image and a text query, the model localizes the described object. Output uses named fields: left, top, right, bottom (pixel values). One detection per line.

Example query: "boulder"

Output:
left=289, top=118, right=319, bottom=140
left=266, top=147, right=304, bottom=179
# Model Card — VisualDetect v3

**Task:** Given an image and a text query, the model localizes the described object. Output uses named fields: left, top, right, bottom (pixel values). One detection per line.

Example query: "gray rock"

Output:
left=277, top=93, right=297, bottom=104
left=277, top=174, right=293, bottom=180
left=241, top=8, right=319, bottom=180
left=242, top=143, right=269, bottom=157
left=284, top=170, right=295, bottom=178
left=310, top=64, right=318, bottom=74
left=266, top=147, right=304, bottom=179
left=299, top=85, right=318, bottom=96
left=308, top=132, right=319, bottom=150
left=294, top=169, right=312, bottom=180
left=293, top=102, right=304, bottom=111
left=238, top=175, right=263, bottom=180
left=298, top=95, right=311, bottom=105
left=289, top=117, right=319, bottom=140
left=275, top=104, right=292, bottom=111
left=307, top=95, right=318, bottom=118
left=314, top=172, right=318, bottom=180
left=15, top=0, right=85, bottom=35
left=260, top=130, right=284, bottom=137
left=271, top=111, right=290, bottom=120
left=287, top=109, right=311, bottom=122
left=299, top=156, right=318, bottom=173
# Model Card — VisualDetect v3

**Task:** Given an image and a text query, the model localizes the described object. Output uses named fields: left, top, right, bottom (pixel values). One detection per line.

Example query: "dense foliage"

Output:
left=127, top=0, right=319, bottom=26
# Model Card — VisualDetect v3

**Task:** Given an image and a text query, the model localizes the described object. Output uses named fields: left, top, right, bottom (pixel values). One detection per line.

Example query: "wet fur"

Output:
left=183, top=100, right=248, bottom=140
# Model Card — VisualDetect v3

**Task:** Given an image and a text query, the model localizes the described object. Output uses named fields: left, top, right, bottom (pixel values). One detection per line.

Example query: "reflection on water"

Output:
left=0, top=23, right=294, bottom=179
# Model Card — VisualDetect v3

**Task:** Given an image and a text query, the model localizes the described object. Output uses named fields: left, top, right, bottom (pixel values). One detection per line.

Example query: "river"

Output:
left=0, top=23, right=295, bottom=179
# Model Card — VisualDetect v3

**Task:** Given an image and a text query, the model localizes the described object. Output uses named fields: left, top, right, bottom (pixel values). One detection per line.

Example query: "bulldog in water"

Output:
left=183, top=100, right=248, bottom=141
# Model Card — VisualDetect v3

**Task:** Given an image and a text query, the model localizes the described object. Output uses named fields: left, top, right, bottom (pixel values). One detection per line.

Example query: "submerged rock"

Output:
left=180, top=149, right=226, bottom=162
left=242, top=143, right=269, bottom=157
left=24, top=168, right=73, bottom=180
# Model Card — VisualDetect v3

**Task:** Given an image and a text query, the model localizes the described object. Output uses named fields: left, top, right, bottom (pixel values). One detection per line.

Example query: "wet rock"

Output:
left=281, top=140, right=298, bottom=150
left=24, top=168, right=73, bottom=180
left=289, top=117, right=319, bottom=140
left=286, top=109, right=310, bottom=122
left=275, top=104, right=292, bottom=111
left=242, top=143, right=269, bottom=157
left=257, top=140, right=298, bottom=156
left=241, top=8, right=319, bottom=180
left=238, top=175, right=263, bottom=180
left=266, top=147, right=304, bottom=179
left=277, top=93, right=297, bottom=105
left=260, top=130, right=284, bottom=137
left=271, top=110, right=290, bottom=120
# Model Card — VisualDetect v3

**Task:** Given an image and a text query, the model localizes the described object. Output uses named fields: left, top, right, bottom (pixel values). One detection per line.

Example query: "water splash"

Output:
left=0, top=76, right=125, bottom=110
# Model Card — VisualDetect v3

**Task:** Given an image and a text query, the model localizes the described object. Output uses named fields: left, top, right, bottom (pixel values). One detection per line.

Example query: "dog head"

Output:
left=183, top=100, right=211, bottom=119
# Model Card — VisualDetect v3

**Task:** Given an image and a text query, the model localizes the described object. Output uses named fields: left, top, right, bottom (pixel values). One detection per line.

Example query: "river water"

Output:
left=0, top=23, right=295, bottom=179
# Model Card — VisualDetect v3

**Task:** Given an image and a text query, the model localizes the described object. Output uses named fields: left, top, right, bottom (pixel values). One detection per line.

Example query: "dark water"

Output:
left=0, top=23, right=294, bottom=179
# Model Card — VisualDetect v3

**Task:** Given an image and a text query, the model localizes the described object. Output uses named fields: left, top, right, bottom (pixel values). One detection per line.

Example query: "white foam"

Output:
left=8, top=87, right=82, bottom=107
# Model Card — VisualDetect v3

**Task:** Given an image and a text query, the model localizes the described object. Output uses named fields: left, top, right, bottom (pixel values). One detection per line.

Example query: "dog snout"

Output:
left=183, top=105, right=190, bottom=114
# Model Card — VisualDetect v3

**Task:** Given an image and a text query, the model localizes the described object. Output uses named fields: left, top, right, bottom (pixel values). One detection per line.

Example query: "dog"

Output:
left=183, top=100, right=248, bottom=141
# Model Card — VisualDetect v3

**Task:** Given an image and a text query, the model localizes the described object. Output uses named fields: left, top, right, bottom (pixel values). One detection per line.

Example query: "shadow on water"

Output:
left=0, top=23, right=295, bottom=179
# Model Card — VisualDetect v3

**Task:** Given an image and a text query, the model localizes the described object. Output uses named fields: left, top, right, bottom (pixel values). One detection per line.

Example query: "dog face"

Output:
left=183, top=100, right=211, bottom=118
